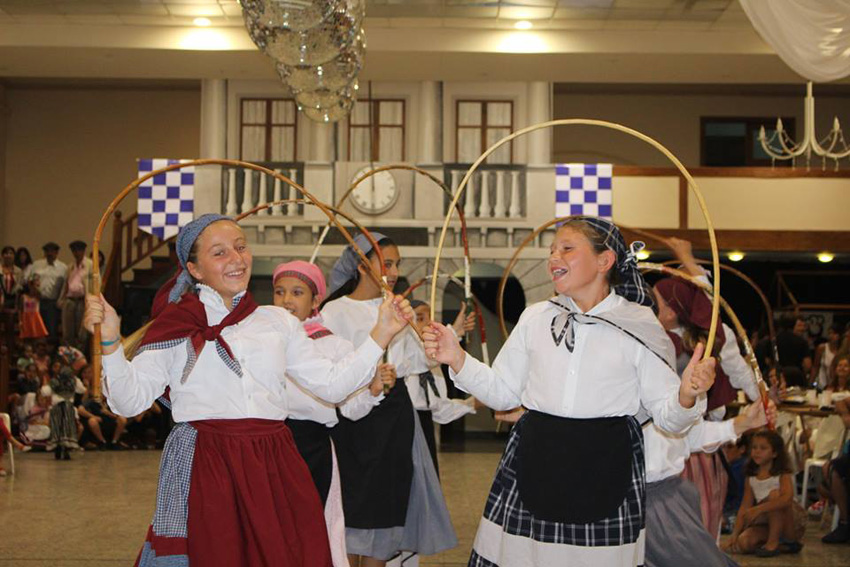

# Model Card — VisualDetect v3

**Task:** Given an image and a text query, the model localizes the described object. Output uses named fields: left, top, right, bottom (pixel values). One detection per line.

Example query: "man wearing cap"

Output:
left=28, top=242, right=67, bottom=340
left=59, top=240, right=93, bottom=349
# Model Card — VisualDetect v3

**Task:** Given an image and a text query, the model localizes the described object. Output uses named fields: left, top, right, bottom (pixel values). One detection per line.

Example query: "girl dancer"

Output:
left=407, top=299, right=478, bottom=475
left=654, top=238, right=761, bottom=539
left=272, top=259, right=394, bottom=567
left=423, top=217, right=716, bottom=567
left=84, top=214, right=414, bottom=567
left=322, top=233, right=457, bottom=567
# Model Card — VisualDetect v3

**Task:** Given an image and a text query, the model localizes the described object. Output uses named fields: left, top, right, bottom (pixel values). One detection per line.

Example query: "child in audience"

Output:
left=18, top=277, right=48, bottom=342
left=724, top=430, right=806, bottom=556
left=16, top=343, right=35, bottom=373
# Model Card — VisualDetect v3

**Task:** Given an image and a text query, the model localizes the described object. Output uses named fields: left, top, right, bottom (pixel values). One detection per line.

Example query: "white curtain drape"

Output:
left=740, top=0, right=850, bottom=82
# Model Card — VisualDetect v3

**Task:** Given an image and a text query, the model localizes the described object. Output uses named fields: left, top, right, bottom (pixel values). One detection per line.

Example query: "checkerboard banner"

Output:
left=555, top=163, right=613, bottom=219
left=137, top=158, right=195, bottom=240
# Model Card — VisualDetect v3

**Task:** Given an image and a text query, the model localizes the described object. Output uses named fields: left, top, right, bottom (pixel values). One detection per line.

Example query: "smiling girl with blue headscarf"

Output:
left=84, top=214, right=415, bottom=567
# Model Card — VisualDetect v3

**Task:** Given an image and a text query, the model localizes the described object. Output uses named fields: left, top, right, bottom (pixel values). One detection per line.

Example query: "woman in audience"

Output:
left=15, top=247, right=33, bottom=275
left=827, top=354, right=850, bottom=393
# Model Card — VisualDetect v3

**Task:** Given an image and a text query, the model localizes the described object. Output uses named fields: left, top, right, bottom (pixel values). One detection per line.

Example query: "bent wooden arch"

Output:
left=431, top=119, right=721, bottom=360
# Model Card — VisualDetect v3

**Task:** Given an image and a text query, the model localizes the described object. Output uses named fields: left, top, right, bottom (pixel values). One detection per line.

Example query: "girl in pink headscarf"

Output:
left=273, top=261, right=394, bottom=567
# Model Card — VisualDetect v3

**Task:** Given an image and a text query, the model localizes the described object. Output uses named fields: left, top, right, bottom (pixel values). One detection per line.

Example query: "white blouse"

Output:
left=403, top=339, right=475, bottom=424
left=285, top=331, right=383, bottom=427
left=643, top=419, right=737, bottom=483
left=321, top=296, right=421, bottom=378
left=450, top=291, right=705, bottom=433
left=102, top=285, right=383, bottom=422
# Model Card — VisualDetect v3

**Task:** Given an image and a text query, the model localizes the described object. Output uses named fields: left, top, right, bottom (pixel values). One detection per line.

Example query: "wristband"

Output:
left=100, top=337, right=121, bottom=347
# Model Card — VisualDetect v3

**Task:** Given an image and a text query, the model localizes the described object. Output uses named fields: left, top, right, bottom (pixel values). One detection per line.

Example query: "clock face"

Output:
left=350, top=168, right=399, bottom=215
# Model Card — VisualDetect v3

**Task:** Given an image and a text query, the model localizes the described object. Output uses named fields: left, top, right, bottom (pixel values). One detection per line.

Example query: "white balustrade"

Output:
left=287, top=168, right=298, bottom=216
left=259, top=174, right=269, bottom=214
left=478, top=171, right=491, bottom=218
left=241, top=169, right=254, bottom=214
left=509, top=170, right=522, bottom=218
left=493, top=171, right=506, bottom=218
left=463, top=172, right=477, bottom=219
left=272, top=170, right=284, bottom=216
left=225, top=168, right=238, bottom=216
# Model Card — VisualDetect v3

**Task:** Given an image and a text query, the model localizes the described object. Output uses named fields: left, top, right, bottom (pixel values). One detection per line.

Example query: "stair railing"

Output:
left=102, top=210, right=174, bottom=306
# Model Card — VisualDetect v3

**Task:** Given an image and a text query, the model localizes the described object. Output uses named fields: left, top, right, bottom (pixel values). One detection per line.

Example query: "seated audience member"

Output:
left=0, top=417, right=30, bottom=477
left=819, top=397, right=850, bottom=543
left=16, top=343, right=34, bottom=373
left=57, top=343, right=87, bottom=373
left=724, top=431, right=806, bottom=557
left=827, top=355, right=850, bottom=393
left=77, top=383, right=128, bottom=450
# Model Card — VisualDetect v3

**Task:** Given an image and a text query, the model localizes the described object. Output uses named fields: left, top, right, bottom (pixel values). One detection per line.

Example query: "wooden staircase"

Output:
left=102, top=211, right=177, bottom=333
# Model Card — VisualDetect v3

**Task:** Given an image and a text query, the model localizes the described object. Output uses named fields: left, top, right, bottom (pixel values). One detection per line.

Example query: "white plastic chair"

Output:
left=799, top=415, right=846, bottom=507
left=1, top=412, right=13, bottom=476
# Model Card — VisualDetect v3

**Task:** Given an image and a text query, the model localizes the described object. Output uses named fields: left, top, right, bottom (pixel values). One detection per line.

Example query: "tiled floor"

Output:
left=1, top=449, right=848, bottom=566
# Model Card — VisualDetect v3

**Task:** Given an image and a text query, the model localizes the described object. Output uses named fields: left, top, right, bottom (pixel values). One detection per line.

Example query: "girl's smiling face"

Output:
left=548, top=226, right=614, bottom=298
left=273, top=276, right=318, bottom=322
left=186, top=220, right=252, bottom=305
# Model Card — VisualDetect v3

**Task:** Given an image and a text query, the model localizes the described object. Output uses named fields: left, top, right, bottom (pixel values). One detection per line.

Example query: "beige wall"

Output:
left=2, top=84, right=200, bottom=267
left=552, top=88, right=849, bottom=167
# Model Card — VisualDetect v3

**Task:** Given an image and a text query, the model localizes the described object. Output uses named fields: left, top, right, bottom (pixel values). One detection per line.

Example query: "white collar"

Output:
left=196, top=283, right=246, bottom=322
left=560, top=289, right=619, bottom=315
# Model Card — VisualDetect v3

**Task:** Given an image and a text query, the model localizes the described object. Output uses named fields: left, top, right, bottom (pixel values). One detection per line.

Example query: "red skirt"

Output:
left=138, top=418, right=332, bottom=567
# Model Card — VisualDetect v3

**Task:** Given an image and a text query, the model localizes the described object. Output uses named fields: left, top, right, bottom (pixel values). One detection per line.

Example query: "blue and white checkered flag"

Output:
left=137, top=158, right=194, bottom=240
left=555, top=163, right=612, bottom=219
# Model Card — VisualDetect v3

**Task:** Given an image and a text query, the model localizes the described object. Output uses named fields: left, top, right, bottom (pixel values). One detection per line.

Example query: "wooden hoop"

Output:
left=91, top=159, right=398, bottom=399
left=639, top=262, right=772, bottom=426
left=430, top=119, right=721, bottom=360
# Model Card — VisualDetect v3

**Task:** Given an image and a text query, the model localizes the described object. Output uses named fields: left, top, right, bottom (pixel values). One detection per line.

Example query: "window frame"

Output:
left=700, top=116, right=797, bottom=167
left=455, top=99, right=515, bottom=164
left=346, top=98, right=407, bottom=162
left=239, top=98, right=299, bottom=162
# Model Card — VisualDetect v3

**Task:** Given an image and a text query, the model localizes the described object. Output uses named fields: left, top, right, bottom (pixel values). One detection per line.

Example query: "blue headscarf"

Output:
left=567, top=216, right=654, bottom=310
left=168, top=213, right=231, bottom=303
left=327, top=231, right=388, bottom=296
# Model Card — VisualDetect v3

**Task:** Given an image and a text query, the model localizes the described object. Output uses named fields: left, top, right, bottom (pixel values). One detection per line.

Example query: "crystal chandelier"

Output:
left=758, top=82, right=850, bottom=170
left=240, top=0, right=366, bottom=123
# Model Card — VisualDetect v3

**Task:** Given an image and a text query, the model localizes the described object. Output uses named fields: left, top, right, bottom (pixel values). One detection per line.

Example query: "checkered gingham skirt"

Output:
left=469, top=413, right=646, bottom=567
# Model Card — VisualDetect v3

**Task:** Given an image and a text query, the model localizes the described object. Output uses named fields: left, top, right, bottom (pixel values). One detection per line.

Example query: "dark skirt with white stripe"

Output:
left=469, top=411, right=646, bottom=567
left=47, top=400, right=79, bottom=451
left=645, top=476, right=737, bottom=567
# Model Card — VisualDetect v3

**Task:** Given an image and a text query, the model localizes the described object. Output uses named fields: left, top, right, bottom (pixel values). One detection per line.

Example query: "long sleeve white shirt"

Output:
left=322, top=296, right=422, bottom=378
left=644, top=419, right=738, bottom=483
left=449, top=291, right=705, bottom=434
left=285, top=331, right=383, bottom=427
left=102, top=286, right=383, bottom=422
left=405, top=340, right=476, bottom=424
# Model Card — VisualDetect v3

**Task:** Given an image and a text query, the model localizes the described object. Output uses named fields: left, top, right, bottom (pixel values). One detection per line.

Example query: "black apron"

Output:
left=516, top=410, right=633, bottom=524
left=285, top=418, right=333, bottom=506
left=331, top=383, right=415, bottom=529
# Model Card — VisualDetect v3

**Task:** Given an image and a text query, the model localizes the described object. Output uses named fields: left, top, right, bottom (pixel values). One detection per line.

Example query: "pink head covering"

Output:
left=272, top=260, right=327, bottom=303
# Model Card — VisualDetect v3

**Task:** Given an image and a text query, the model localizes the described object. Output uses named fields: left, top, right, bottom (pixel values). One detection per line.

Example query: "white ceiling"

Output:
left=0, top=0, right=835, bottom=84
left=0, top=0, right=750, bottom=31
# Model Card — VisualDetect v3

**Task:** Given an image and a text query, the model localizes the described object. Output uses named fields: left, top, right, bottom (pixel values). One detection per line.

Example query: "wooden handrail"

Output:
left=101, top=209, right=174, bottom=306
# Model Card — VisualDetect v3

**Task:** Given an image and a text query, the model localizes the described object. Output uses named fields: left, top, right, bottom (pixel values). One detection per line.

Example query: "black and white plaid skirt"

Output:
left=469, top=412, right=646, bottom=567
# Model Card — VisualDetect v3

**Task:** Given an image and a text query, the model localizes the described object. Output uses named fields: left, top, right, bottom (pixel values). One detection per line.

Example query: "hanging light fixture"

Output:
left=758, top=82, right=850, bottom=170
left=239, top=0, right=366, bottom=123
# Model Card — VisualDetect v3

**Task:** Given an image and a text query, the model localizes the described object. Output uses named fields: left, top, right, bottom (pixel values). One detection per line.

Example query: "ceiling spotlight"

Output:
left=635, top=249, right=650, bottom=261
left=818, top=252, right=835, bottom=263
left=727, top=251, right=745, bottom=262
left=194, top=17, right=212, bottom=27
left=514, top=20, right=533, bottom=30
